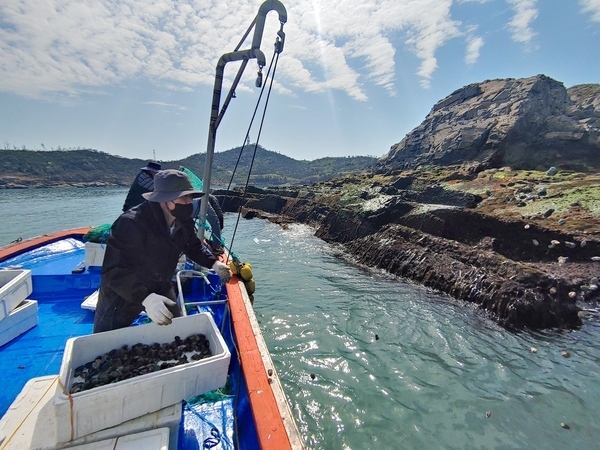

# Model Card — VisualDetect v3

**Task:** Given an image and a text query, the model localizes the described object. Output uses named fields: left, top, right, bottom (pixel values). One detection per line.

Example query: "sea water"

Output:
left=1, top=188, right=599, bottom=449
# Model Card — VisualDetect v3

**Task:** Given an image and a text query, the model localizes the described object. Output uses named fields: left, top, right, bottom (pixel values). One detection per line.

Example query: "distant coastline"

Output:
left=0, top=146, right=377, bottom=189
left=0, top=181, right=128, bottom=189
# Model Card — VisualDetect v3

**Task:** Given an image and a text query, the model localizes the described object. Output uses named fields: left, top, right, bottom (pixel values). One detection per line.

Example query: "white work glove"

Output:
left=142, top=293, right=177, bottom=326
left=212, top=261, right=232, bottom=283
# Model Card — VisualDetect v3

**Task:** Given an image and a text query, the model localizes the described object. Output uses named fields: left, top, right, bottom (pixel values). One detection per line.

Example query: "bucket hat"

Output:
left=140, top=161, right=162, bottom=172
left=142, top=169, right=204, bottom=202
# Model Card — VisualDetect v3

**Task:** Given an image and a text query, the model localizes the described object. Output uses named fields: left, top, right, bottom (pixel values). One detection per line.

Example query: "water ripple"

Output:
left=238, top=218, right=600, bottom=450
left=4, top=190, right=599, bottom=450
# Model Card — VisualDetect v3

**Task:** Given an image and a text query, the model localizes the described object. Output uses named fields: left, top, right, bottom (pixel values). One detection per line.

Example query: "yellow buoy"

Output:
left=239, top=263, right=253, bottom=282
left=229, top=260, right=239, bottom=275
left=244, top=278, right=256, bottom=295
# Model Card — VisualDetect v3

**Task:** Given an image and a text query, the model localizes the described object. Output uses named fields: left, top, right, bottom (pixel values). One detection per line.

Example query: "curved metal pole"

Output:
left=198, top=0, right=287, bottom=241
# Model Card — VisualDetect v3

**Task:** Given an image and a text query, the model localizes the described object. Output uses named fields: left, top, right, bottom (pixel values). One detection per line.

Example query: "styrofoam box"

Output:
left=55, top=313, right=230, bottom=442
left=68, top=402, right=180, bottom=450
left=0, top=299, right=38, bottom=348
left=0, top=269, right=33, bottom=321
left=69, top=428, right=170, bottom=450
left=84, top=242, right=106, bottom=267
left=80, top=289, right=99, bottom=312
left=0, top=376, right=179, bottom=450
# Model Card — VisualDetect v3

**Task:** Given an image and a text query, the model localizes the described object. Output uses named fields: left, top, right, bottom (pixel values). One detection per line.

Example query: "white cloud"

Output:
left=288, top=104, right=307, bottom=110
left=144, top=101, right=187, bottom=110
left=0, top=0, right=543, bottom=102
left=506, top=0, right=538, bottom=47
left=465, top=34, right=484, bottom=65
left=399, top=0, right=462, bottom=88
left=343, top=34, right=397, bottom=96
left=580, top=0, right=600, bottom=22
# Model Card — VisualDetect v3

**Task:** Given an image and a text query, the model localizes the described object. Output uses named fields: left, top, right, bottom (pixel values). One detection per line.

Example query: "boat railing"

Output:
left=175, top=269, right=228, bottom=316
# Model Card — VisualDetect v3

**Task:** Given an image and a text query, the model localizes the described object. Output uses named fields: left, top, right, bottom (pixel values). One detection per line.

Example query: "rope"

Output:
left=180, top=45, right=281, bottom=266
left=180, top=45, right=281, bottom=450
left=56, top=376, right=76, bottom=442
left=183, top=400, right=234, bottom=450
left=225, top=47, right=281, bottom=258
left=225, top=298, right=244, bottom=450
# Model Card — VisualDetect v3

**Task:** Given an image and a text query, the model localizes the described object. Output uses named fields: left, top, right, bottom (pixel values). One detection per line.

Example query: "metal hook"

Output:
left=256, top=69, right=263, bottom=88
left=274, top=37, right=283, bottom=54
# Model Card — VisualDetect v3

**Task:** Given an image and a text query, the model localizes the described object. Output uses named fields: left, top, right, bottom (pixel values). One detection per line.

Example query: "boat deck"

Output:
left=0, top=238, right=98, bottom=416
left=0, top=230, right=303, bottom=449
left=1, top=294, right=95, bottom=417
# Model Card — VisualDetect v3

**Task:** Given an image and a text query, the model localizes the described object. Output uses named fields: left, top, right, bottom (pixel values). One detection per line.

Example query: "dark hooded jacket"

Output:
left=94, top=200, right=217, bottom=332
left=122, top=171, right=154, bottom=212
left=208, top=194, right=224, bottom=230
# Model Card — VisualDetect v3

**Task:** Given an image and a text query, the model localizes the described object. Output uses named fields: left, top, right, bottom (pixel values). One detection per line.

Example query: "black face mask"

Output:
left=168, top=202, right=193, bottom=221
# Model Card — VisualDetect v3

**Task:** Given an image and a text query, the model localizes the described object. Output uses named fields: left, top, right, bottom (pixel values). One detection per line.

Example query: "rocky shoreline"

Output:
left=6, top=74, right=597, bottom=330
left=212, top=74, right=600, bottom=331
left=216, top=167, right=600, bottom=330
left=0, top=179, right=125, bottom=189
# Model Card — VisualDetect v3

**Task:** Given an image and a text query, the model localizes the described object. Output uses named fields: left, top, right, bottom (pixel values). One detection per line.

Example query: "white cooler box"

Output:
left=84, top=242, right=106, bottom=267
left=0, top=375, right=179, bottom=450
left=0, top=299, right=38, bottom=348
left=69, top=428, right=170, bottom=450
left=55, top=313, right=231, bottom=441
left=0, top=269, right=33, bottom=322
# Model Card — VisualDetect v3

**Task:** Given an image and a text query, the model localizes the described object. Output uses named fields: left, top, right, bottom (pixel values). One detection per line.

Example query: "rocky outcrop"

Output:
left=377, top=75, right=600, bottom=173
left=216, top=167, right=600, bottom=331
left=211, top=75, right=600, bottom=330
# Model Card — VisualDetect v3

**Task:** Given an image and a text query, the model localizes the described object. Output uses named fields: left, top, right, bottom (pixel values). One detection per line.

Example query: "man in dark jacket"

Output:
left=122, top=161, right=162, bottom=212
left=192, top=194, right=225, bottom=254
left=94, top=169, right=232, bottom=333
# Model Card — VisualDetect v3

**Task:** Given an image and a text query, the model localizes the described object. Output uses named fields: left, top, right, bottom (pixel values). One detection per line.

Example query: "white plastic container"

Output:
left=68, top=403, right=179, bottom=450
left=80, top=289, right=99, bottom=312
left=68, top=428, right=170, bottom=450
left=0, top=269, right=33, bottom=321
left=69, top=428, right=169, bottom=450
left=84, top=242, right=106, bottom=267
left=0, top=376, right=180, bottom=450
left=0, top=299, right=38, bottom=348
left=54, top=313, right=230, bottom=441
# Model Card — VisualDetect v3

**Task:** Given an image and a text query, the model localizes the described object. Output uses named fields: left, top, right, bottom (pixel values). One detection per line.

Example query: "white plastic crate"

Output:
left=0, top=269, right=33, bottom=322
left=84, top=242, right=106, bottom=267
left=54, top=313, right=230, bottom=441
left=0, top=299, right=38, bottom=348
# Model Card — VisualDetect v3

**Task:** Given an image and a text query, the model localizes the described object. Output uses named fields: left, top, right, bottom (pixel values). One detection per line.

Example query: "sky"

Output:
left=0, top=0, right=599, bottom=163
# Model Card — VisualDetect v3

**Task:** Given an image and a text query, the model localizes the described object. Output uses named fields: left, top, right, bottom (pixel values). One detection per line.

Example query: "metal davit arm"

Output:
left=198, top=0, right=287, bottom=240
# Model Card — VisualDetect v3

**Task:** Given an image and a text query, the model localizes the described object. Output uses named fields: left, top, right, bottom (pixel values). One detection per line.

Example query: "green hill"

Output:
left=0, top=146, right=378, bottom=188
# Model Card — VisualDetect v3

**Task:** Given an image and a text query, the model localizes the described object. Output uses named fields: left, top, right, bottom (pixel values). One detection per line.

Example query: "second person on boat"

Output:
left=93, top=169, right=232, bottom=333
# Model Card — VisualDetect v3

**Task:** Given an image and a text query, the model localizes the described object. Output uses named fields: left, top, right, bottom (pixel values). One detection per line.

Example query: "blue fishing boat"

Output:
left=0, top=1, right=303, bottom=448
left=0, top=228, right=302, bottom=449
